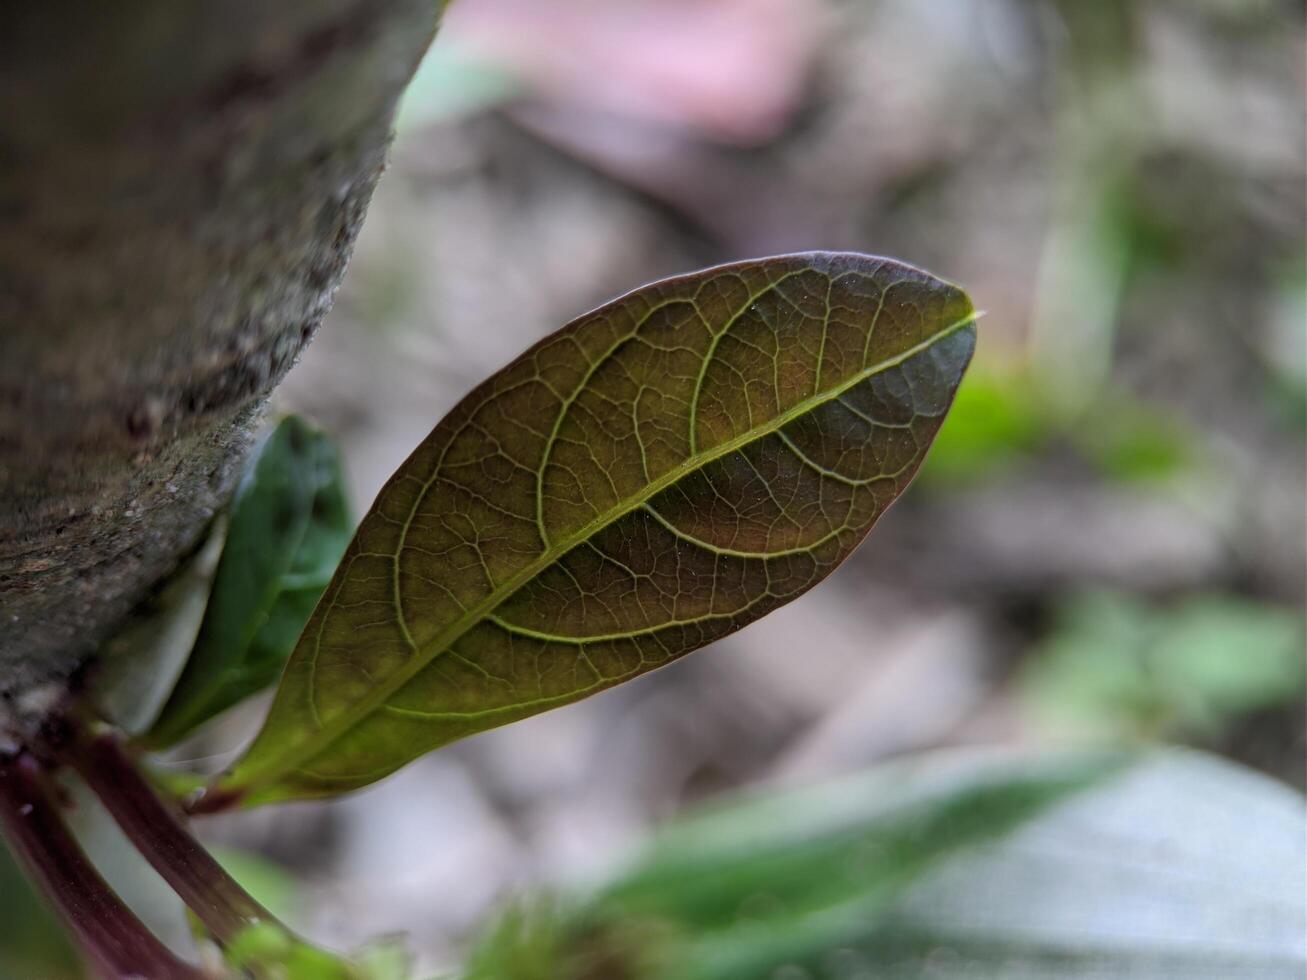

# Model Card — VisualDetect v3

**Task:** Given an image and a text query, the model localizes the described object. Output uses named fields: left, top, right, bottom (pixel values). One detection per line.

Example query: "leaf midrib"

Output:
left=231, top=312, right=976, bottom=792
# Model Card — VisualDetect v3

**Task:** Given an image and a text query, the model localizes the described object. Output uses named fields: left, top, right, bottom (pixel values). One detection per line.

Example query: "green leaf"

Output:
left=470, top=749, right=1307, bottom=980
left=145, top=416, right=352, bottom=748
left=210, top=253, right=976, bottom=806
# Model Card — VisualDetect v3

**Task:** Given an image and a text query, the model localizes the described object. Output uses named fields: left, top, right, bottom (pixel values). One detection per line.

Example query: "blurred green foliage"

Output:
left=466, top=751, right=1118, bottom=980
left=920, top=365, right=1192, bottom=488
left=1020, top=591, right=1306, bottom=739
left=1077, top=400, right=1191, bottom=483
left=213, top=847, right=302, bottom=925
left=214, top=850, right=414, bottom=980
left=1266, top=260, right=1307, bottom=430
left=916, top=367, right=1046, bottom=485
left=220, top=926, right=415, bottom=980
left=464, top=748, right=1305, bottom=980
left=0, top=840, right=80, bottom=980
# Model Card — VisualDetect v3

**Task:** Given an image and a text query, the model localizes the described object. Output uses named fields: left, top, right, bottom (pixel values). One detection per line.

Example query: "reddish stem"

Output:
left=66, top=728, right=275, bottom=946
left=0, top=750, right=206, bottom=980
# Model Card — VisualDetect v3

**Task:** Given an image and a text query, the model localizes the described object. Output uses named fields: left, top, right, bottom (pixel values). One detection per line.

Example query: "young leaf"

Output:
left=206, top=253, right=976, bottom=807
left=144, top=416, right=352, bottom=748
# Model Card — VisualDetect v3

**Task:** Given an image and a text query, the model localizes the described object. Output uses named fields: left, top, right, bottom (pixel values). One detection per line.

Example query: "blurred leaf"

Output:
left=589, top=751, right=1122, bottom=980
left=145, top=416, right=352, bottom=748
left=919, top=364, right=1193, bottom=488
left=225, top=922, right=353, bottom=979
left=199, top=848, right=411, bottom=980
left=213, top=847, right=418, bottom=980
left=464, top=897, right=668, bottom=980
left=1021, top=591, right=1306, bottom=739
left=1264, top=258, right=1307, bottom=430
left=0, top=839, right=81, bottom=980
left=463, top=901, right=569, bottom=980
left=918, top=367, right=1047, bottom=485
left=206, top=253, right=976, bottom=807
left=212, top=847, right=301, bottom=923
left=1073, top=397, right=1192, bottom=484
left=350, top=937, right=418, bottom=980
left=93, top=517, right=228, bottom=735
left=471, top=749, right=1306, bottom=980
left=224, top=922, right=414, bottom=980
left=596, top=757, right=1114, bottom=933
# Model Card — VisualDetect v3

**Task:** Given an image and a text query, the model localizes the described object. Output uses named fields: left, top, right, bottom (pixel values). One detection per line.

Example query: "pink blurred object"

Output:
left=440, top=0, right=826, bottom=144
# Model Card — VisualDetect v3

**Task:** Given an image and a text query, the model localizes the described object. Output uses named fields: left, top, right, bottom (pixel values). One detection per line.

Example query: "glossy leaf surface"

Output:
left=145, top=416, right=351, bottom=748
left=213, top=253, right=976, bottom=806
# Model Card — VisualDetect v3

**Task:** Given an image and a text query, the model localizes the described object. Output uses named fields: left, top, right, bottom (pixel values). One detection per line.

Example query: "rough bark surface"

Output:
left=0, top=1, right=438, bottom=704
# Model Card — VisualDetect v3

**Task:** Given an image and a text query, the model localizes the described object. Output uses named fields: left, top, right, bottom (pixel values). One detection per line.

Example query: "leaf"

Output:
left=144, top=416, right=352, bottom=748
left=469, top=748, right=1307, bottom=980
left=93, top=517, right=228, bottom=735
left=209, top=252, right=976, bottom=807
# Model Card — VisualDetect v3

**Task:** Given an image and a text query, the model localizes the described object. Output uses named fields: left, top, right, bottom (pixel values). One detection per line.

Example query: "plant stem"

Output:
left=0, top=749, right=206, bottom=980
left=66, top=726, right=275, bottom=947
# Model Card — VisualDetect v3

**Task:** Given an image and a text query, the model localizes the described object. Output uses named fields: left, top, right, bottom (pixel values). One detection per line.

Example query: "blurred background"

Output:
left=8, top=0, right=1305, bottom=975
left=248, top=0, right=1307, bottom=968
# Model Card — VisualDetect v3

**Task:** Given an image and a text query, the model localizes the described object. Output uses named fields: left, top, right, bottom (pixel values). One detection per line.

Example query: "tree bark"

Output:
left=0, top=1, right=438, bottom=707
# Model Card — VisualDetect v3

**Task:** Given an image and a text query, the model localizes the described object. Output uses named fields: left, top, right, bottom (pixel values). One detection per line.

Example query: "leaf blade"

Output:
left=214, top=252, right=977, bottom=805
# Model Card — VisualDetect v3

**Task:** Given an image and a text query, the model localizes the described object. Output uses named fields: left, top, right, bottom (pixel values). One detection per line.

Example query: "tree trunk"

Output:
left=0, top=1, right=438, bottom=709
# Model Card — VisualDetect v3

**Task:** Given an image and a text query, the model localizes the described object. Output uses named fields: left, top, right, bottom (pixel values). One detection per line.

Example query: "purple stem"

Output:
left=65, top=728, right=277, bottom=947
left=0, top=750, right=206, bottom=980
